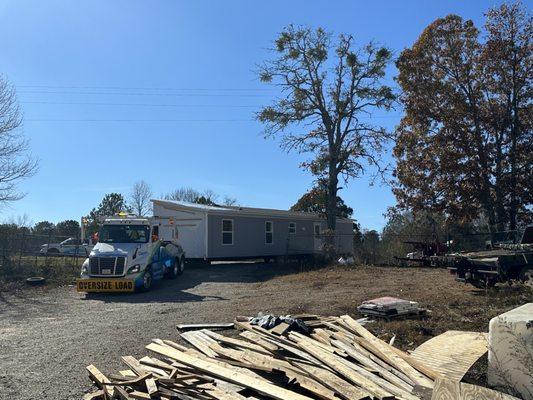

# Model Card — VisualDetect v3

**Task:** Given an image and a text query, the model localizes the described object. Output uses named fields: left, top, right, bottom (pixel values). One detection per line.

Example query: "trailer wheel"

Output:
left=520, top=268, right=533, bottom=289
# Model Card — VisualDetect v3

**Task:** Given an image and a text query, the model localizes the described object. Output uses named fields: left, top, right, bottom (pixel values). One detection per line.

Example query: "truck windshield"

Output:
left=99, top=225, right=150, bottom=243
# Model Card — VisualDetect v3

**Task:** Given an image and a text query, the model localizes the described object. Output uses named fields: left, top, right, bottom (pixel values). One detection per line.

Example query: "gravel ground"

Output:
left=0, top=262, right=530, bottom=400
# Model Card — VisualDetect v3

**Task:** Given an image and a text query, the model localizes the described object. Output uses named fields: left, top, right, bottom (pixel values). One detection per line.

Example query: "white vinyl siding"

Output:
left=222, top=219, right=233, bottom=245
left=265, top=221, right=273, bottom=244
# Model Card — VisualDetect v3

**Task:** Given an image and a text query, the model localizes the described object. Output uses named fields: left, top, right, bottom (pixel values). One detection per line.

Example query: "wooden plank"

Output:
left=146, top=342, right=314, bottom=400
left=83, top=391, right=104, bottom=400
left=177, top=322, right=234, bottom=331
left=86, top=364, right=114, bottom=399
left=240, top=331, right=280, bottom=352
left=339, top=315, right=434, bottom=388
left=270, top=322, right=291, bottom=336
left=331, top=330, right=416, bottom=386
left=388, top=345, right=442, bottom=381
left=331, top=338, right=415, bottom=393
left=202, top=329, right=273, bottom=355
left=291, top=361, right=371, bottom=400
left=129, top=391, right=151, bottom=400
left=145, top=377, right=158, bottom=396
left=411, top=331, right=488, bottom=382
left=431, top=378, right=461, bottom=400
left=293, top=337, right=395, bottom=399
left=122, top=356, right=168, bottom=378
left=283, top=369, right=338, bottom=400
left=180, top=331, right=218, bottom=358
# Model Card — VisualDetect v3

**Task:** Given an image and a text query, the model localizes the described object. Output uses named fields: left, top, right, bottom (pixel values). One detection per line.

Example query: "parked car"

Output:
left=40, top=238, right=92, bottom=256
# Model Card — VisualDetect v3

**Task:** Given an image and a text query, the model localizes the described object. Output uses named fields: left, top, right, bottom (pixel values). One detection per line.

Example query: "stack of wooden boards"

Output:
left=84, top=314, right=519, bottom=400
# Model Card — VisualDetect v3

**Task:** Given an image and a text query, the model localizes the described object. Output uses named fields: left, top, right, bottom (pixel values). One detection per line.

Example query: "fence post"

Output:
left=17, top=231, right=25, bottom=270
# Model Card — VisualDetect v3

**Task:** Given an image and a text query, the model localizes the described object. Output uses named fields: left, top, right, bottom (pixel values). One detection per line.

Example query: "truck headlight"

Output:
left=127, top=264, right=141, bottom=274
left=80, top=259, right=89, bottom=276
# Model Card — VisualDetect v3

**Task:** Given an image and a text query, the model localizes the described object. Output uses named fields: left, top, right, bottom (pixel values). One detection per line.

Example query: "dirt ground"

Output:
left=0, top=262, right=531, bottom=400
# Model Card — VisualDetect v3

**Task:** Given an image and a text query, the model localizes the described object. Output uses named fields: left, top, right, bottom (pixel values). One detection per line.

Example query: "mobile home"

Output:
left=152, top=199, right=354, bottom=261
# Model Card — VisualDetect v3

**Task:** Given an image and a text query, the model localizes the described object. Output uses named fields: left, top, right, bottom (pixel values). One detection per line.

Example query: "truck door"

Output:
left=150, top=245, right=165, bottom=280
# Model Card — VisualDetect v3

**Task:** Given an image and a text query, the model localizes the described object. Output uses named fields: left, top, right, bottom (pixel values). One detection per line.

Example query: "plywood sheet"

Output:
left=412, top=331, right=488, bottom=382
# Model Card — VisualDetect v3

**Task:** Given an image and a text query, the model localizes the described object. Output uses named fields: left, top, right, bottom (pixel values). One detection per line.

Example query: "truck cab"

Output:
left=77, top=216, right=185, bottom=292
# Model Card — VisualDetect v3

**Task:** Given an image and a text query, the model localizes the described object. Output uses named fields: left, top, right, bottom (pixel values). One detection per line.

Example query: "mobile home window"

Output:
left=288, top=222, right=296, bottom=234
left=265, top=221, right=273, bottom=244
left=222, top=219, right=233, bottom=245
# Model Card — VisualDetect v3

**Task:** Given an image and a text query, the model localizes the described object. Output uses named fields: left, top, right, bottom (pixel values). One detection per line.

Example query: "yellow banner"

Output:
left=76, top=279, right=134, bottom=293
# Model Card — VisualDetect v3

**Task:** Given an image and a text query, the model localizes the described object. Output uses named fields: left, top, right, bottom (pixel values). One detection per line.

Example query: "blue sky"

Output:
left=0, top=0, right=514, bottom=230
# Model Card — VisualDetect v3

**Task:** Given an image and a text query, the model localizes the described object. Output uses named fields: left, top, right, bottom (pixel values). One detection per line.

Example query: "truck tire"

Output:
left=140, top=269, right=153, bottom=292
left=26, top=277, right=46, bottom=286
left=520, top=268, right=533, bottom=289
left=166, top=258, right=180, bottom=279
left=176, top=257, right=185, bottom=276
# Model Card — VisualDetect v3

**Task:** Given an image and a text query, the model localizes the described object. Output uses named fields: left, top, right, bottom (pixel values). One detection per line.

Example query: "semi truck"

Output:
left=76, top=215, right=185, bottom=293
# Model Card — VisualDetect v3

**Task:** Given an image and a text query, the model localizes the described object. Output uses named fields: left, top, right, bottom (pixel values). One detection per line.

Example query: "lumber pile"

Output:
left=84, top=314, right=518, bottom=400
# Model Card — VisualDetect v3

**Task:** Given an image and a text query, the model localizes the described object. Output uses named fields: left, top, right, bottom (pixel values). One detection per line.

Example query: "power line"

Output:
left=22, top=100, right=258, bottom=108
left=17, top=84, right=275, bottom=92
left=18, top=90, right=271, bottom=97
left=25, top=118, right=254, bottom=122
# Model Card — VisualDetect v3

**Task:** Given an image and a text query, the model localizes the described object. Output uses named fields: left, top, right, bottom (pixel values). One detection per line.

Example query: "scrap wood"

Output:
left=338, top=315, right=435, bottom=388
left=82, top=390, right=104, bottom=400
left=87, top=364, right=114, bottom=398
left=146, top=342, right=314, bottom=400
left=202, top=329, right=273, bottom=355
left=431, top=378, right=520, bottom=400
left=176, top=322, right=234, bottom=332
left=84, top=314, right=517, bottom=400
left=411, top=331, right=488, bottom=382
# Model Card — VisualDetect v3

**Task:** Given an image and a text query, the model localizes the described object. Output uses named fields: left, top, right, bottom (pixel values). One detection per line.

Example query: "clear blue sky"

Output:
left=0, top=0, right=513, bottom=230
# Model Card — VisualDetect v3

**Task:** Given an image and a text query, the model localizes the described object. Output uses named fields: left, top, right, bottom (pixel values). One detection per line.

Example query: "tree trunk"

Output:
left=326, top=161, right=338, bottom=231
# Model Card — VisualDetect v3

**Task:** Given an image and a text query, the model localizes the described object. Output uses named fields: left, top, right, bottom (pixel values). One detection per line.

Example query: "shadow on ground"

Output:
left=78, top=261, right=306, bottom=304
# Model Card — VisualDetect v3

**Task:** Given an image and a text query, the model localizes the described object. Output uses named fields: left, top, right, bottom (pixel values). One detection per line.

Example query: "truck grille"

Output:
left=89, top=257, right=126, bottom=276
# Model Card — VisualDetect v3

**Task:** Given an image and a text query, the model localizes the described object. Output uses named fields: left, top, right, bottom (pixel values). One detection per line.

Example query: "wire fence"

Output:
left=0, top=232, right=88, bottom=282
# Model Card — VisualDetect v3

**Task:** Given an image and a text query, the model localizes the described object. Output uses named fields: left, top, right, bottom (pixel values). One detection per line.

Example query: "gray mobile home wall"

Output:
left=207, top=214, right=317, bottom=259
left=335, top=220, right=355, bottom=255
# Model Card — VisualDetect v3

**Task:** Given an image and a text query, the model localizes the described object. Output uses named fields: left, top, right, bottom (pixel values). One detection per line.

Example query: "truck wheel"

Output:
left=141, top=269, right=153, bottom=292
left=520, top=268, right=533, bottom=289
left=176, top=257, right=185, bottom=276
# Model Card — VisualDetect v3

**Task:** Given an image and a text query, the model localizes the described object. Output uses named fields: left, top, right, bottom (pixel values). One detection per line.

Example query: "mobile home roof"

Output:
left=151, top=199, right=352, bottom=222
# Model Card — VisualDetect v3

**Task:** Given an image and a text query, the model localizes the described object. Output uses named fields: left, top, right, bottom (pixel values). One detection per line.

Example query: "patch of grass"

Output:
left=0, top=255, right=84, bottom=287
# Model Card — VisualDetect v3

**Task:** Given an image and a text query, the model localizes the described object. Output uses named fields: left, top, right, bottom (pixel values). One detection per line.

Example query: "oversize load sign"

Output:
left=76, top=279, right=134, bottom=292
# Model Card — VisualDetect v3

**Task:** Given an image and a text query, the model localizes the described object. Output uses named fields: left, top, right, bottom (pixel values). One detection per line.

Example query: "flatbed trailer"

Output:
left=441, top=226, right=533, bottom=288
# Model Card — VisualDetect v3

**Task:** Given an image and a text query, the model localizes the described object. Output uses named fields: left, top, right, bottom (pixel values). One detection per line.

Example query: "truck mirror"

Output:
left=152, top=234, right=159, bottom=242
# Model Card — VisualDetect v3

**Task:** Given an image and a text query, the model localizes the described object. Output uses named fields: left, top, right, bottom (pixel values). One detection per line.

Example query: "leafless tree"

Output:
left=222, top=196, right=238, bottom=206
left=164, top=187, right=229, bottom=206
left=164, top=187, right=202, bottom=203
left=129, top=180, right=153, bottom=216
left=0, top=75, right=38, bottom=204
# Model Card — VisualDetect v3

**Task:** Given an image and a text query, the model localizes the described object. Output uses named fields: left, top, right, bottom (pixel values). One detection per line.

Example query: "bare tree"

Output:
left=129, top=180, right=153, bottom=216
left=222, top=196, right=238, bottom=206
left=164, top=187, right=202, bottom=203
left=257, top=26, right=395, bottom=231
left=164, top=187, right=230, bottom=206
left=0, top=75, right=38, bottom=204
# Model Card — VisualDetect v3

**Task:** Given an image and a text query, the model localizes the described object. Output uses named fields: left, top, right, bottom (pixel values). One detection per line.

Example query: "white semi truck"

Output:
left=77, top=215, right=185, bottom=293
